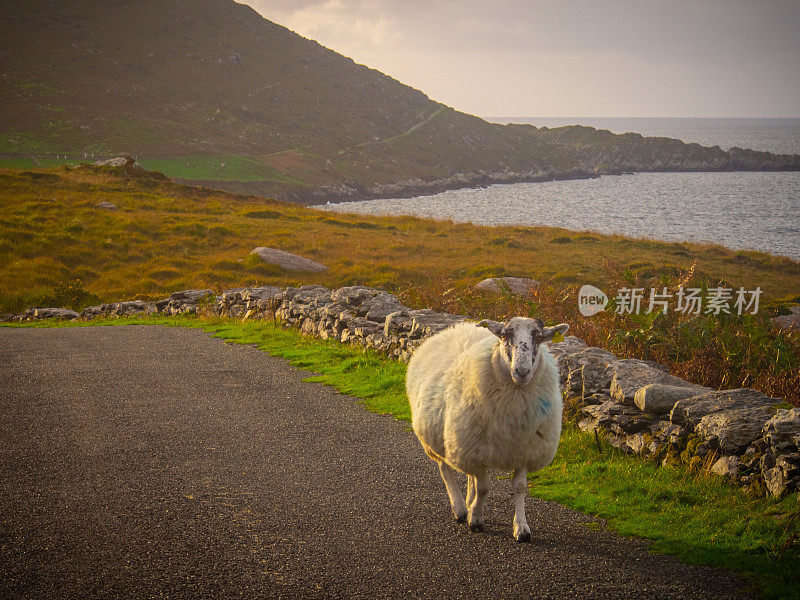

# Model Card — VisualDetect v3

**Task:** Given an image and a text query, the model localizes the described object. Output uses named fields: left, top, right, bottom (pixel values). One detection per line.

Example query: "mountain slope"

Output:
left=1, top=0, right=798, bottom=202
left=0, top=0, right=438, bottom=155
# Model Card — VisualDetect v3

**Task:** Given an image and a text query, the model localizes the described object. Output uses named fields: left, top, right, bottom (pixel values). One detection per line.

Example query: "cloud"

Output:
left=241, top=0, right=800, bottom=117
left=248, top=0, right=400, bottom=48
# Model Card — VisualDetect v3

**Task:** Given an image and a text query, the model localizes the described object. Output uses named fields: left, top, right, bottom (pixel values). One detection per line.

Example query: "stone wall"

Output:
left=8, top=284, right=800, bottom=498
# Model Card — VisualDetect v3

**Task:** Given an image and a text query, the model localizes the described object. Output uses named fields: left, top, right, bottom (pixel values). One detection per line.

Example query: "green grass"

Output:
left=536, top=428, right=800, bottom=599
left=137, top=155, right=303, bottom=182
left=0, top=157, right=87, bottom=169
left=0, top=153, right=310, bottom=182
left=354, top=105, right=447, bottom=148
left=6, top=315, right=798, bottom=598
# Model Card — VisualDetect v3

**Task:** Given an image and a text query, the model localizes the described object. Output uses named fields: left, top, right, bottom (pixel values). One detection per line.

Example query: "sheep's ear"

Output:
left=542, top=323, right=569, bottom=342
left=476, top=319, right=504, bottom=338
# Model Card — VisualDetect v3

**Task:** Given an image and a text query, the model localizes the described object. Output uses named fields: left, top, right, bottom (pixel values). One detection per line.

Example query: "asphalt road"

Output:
left=0, top=326, right=754, bottom=599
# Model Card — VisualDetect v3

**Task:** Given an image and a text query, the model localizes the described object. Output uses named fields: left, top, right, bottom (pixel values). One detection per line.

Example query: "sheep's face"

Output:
left=478, top=317, right=569, bottom=386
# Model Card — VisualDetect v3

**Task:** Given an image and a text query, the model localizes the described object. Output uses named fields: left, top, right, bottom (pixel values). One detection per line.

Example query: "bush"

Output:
left=49, top=278, right=99, bottom=310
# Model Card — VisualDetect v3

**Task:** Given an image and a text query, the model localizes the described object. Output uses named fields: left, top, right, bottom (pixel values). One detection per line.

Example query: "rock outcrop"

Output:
left=475, top=277, right=539, bottom=296
left=20, top=307, right=81, bottom=320
left=771, top=306, right=800, bottom=331
left=94, top=156, right=141, bottom=169
left=250, top=247, right=327, bottom=272
left=9, top=284, right=800, bottom=498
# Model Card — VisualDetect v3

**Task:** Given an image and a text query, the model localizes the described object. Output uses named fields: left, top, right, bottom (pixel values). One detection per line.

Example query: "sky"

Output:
left=241, top=0, right=800, bottom=119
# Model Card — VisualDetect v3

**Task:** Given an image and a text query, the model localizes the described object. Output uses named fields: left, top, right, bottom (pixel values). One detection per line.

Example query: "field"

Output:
left=0, top=154, right=304, bottom=183
left=1, top=163, right=799, bottom=403
left=137, top=155, right=302, bottom=183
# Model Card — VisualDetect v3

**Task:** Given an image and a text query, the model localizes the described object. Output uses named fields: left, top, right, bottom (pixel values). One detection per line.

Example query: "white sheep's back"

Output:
left=406, top=322, right=495, bottom=460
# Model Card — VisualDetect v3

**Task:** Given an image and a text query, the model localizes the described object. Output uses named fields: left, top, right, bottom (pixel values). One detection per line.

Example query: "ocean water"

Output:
left=316, top=118, right=800, bottom=260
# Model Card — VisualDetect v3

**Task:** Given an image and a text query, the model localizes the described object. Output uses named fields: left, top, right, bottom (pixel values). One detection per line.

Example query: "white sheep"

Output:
left=406, top=317, right=569, bottom=542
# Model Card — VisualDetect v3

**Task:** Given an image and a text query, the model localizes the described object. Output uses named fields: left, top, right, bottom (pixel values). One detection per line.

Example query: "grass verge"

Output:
left=6, top=315, right=799, bottom=599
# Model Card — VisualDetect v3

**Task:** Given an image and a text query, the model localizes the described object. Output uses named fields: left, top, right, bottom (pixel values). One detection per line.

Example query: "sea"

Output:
left=316, top=118, right=800, bottom=260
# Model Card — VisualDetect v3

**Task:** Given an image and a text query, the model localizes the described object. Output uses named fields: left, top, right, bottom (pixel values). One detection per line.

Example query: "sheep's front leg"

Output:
left=468, top=472, right=489, bottom=532
left=466, top=475, right=476, bottom=508
left=512, top=469, right=531, bottom=543
left=437, top=461, right=468, bottom=523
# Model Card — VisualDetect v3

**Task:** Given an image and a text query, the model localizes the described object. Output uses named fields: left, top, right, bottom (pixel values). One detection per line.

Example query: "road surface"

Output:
left=0, top=326, right=753, bottom=599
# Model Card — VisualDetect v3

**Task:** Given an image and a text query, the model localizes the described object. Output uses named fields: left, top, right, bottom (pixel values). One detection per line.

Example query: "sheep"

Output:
left=406, top=317, right=569, bottom=542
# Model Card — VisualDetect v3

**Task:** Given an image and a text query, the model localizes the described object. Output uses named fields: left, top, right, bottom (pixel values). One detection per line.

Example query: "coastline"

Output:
left=175, top=157, right=800, bottom=206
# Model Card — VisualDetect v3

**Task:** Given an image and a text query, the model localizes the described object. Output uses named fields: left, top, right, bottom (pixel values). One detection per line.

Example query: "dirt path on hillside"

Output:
left=0, top=326, right=754, bottom=599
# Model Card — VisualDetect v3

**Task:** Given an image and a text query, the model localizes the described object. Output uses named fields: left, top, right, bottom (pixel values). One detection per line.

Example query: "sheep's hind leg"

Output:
left=512, top=469, right=531, bottom=543
left=468, top=472, right=489, bottom=532
left=437, top=461, right=468, bottom=523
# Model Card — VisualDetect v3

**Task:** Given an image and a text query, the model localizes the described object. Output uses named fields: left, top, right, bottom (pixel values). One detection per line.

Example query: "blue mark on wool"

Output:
left=538, top=399, right=551, bottom=415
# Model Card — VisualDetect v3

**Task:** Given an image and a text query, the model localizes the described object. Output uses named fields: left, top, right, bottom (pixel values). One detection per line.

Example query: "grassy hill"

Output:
left=0, top=0, right=439, bottom=156
left=1, top=0, right=798, bottom=201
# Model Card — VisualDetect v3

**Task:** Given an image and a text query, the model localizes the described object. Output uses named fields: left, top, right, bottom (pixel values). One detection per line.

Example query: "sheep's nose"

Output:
left=515, top=367, right=530, bottom=379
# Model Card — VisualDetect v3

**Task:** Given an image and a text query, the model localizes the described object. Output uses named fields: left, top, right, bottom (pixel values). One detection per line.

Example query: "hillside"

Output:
left=2, top=0, right=799, bottom=202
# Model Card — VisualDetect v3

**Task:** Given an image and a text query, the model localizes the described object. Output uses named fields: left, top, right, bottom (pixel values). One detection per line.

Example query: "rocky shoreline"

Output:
left=176, top=143, right=800, bottom=206
left=6, top=284, right=800, bottom=498
left=173, top=167, right=603, bottom=205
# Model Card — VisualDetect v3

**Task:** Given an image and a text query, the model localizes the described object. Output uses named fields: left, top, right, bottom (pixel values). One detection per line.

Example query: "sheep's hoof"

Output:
left=515, top=531, right=531, bottom=543
left=469, top=522, right=484, bottom=533
left=455, top=512, right=467, bottom=524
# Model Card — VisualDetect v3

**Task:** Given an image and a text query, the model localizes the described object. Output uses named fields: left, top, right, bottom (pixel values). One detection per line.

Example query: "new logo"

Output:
left=578, top=284, right=608, bottom=317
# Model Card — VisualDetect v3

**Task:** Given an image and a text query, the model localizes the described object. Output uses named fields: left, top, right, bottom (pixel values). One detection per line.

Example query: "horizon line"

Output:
left=484, top=116, right=800, bottom=120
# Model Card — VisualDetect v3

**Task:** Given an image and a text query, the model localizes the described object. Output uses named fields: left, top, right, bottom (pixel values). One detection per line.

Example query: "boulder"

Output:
left=242, top=286, right=282, bottom=302
left=549, top=336, right=588, bottom=360
left=581, top=400, right=643, bottom=430
left=562, top=347, right=617, bottom=395
left=608, top=359, right=694, bottom=405
left=361, top=292, right=406, bottom=323
left=407, top=310, right=466, bottom=338
left=155, top=289, right=216, bottom=315
left=776, top=453, right=800, bottom=477
left=292, top=285, right=331, bottom=304
left=330, top=286, right=381, bottom=307
left=634, top=384, right=711, bottom=415
left=94, top=156, right=141, bottom=168
left=671, top=389, right=781, bottom=454
left=384, top=310, right=412, bottom=336
left=169, top=289, right=215, bottom=303
left=81, top=305, right=103, bottom=319
left=609, top=413, right=657, bottom=435
left=475, top=277, right=539, bottom=296
left=95, top=201, right=117, bottom=210
left=650, top=421, right=687, bottom=446
left=771, top=306, right=800, bottom=331
left=763, top=466, right=790, bottom=498
left=102, top=300, right=154, bottom=316
left=250, top=247, right=327, bottom=272
left=763, top=408, right=800, bottom=453
left=670, top=388, right=779, bottom=430
left=711, top=456, right=740, bottom=479
left=625, top=432, right=650, bottom=454
left=26, top=307, right=80, bottom=320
